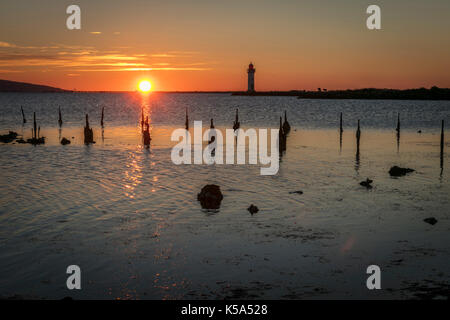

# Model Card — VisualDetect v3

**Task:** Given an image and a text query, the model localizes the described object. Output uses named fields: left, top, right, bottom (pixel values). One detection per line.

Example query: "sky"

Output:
left=0, top=0, right=449, bottom=91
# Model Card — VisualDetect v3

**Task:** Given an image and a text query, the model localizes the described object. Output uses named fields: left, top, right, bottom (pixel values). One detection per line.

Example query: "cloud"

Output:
left=0, top=43, right=211, bottom=73
left=0, top=41, right=16, bottom=48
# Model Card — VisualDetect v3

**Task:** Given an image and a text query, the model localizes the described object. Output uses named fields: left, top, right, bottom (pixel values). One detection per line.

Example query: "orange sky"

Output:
left=1, top=0, right=449, bottom=91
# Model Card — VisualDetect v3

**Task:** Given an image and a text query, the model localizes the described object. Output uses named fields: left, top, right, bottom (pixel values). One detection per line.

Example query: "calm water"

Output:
left=0, top=93, right=449, bottom=299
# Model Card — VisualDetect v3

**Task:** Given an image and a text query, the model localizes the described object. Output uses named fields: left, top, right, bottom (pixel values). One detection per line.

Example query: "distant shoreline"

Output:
left=2, top=79, right=450, bottom=100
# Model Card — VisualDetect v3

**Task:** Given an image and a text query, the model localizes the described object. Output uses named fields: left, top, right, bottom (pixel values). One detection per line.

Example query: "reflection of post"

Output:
left=441, top=120, right=444, bottom=174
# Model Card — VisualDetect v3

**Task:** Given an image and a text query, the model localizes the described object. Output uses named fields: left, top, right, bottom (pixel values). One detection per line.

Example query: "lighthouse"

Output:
left=247, top=62, right=255, bottom=93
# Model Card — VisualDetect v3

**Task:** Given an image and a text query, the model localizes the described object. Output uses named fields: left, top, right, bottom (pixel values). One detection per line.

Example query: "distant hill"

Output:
left=0, top=79, right=68, bottom=92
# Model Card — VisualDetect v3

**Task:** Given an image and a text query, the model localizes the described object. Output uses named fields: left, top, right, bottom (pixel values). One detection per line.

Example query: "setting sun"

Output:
left=138, top=80, right=152, bottom=92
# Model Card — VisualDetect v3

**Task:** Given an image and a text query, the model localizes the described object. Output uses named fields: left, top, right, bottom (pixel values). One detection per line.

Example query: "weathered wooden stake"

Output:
left=283, top=110, right=291, bottom=134
left=21, top=106, right=26, bottom=124
left=143, top=116, right=151, bottom=146
left=141, top=108, right=144, bottom=131
left=356, top=119, right=361, bottom=142
left=233, top=108, right=240, bottom=131
left=33, top=112, right=37, bottom=139
left=279, top=116, right=286, bottom=152
left=355, top=120, right=361, bottom=170
left=101, top=107, right=104, bottom=127
left=441, top=120, right=444, bottom=157
left=84, top=114, right=94, bottom=144
left=185, top=107, right=189, bottom=130
left=58, top=106, right=63, bottom=127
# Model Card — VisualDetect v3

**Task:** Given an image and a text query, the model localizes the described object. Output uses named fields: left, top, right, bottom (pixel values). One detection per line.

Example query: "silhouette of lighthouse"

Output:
left=247, top=62, right=255, bottom=93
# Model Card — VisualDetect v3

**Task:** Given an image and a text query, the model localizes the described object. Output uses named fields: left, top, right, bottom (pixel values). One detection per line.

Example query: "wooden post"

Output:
left=33, top=112, right=37, bottom=139
left=84, top=114, right=94, bottom=144
left=101, top=107, right=104, bottom=127
left=233, top=108, right=240, bottom=131
left=21, top=106, right=26, bottom=124
left=339, top=112, right=343, bottom=152
left=185, top=107, right=189, bottom=130
left=441, top=120, right=445, bottom=169
left=279, top=116, right=286, bottom=152
left=141, top=108, right=144, bottom=132
left=58, top=106, right=63, bottom=127
left=396, top=113, right=400, bottom=133
left=355, top=120, right=360, bottom=171
left=143, top=116, right=151, bottom=146
left=356, top=119, right=361, bottom=142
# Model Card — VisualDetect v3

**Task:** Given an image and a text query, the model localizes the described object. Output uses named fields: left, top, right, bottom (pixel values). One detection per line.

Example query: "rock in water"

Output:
left=61, top=137, right=71, bottom=145
left=247, top=204, right=259, bottom=215
left=389, top=166, right=415, bottom=177
left=0, top=131, right=18, bottom=143
left=197, top=184, right=223, bottom=209
left=360, top=178, right=373, bottom=188
left=289, top=190, right=303, bottom=195
left=423, top=217, right=438, bottom=225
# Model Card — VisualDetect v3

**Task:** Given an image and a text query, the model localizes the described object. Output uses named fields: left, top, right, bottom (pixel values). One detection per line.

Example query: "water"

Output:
left=0, top=93, right=449, bottom=299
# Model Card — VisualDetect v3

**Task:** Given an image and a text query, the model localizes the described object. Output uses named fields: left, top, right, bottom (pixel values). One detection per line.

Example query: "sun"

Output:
left=138, top=80, right=152, bottom=92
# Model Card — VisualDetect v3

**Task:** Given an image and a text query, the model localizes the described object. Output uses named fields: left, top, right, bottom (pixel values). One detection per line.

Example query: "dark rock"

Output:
left=61, top=137, right=71, bottom=145
left=247, top=204, right=259, bottom=215
left=389, top=166, right=415, bottom=177
left=16, top=139, right=26, bottom=144
left=417, top=130, right=422, bottom=133
left=360, top=178, right=373, bottom=188
left=289, top=190, right=303, bottom=195
left=0, top=131, right=18, bottom=143
left=423, top=217, right=438, bottom=225
left=197, top=184, right=223, bottom=209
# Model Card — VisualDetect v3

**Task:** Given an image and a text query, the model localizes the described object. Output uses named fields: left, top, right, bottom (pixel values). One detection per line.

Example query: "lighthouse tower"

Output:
left=247, top=62, right=255, bottom=93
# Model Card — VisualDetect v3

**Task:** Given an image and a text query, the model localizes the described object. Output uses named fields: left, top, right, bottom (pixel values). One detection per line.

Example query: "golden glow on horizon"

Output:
left=138, top=80, right=152, bottom=92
